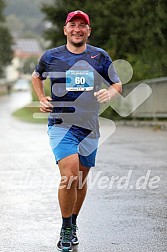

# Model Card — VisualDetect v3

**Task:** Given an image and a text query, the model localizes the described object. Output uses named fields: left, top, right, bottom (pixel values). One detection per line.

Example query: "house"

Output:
left=13, top=39, right=42, bottom=59
left=5, top=39, right=43, bottom=82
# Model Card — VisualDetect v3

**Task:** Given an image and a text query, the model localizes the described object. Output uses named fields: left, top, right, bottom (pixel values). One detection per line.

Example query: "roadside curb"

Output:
left=116, top=120, right=167, bottom=131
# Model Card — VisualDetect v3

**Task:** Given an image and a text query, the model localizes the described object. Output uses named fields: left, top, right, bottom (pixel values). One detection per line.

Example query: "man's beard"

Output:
left=70, top=40, right=85, bottom=47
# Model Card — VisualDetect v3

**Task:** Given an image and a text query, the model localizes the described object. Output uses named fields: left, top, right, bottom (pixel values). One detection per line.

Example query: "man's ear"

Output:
left=88, top=27, right=92, bottom=37
left=64, top=25, right=67, bottom=36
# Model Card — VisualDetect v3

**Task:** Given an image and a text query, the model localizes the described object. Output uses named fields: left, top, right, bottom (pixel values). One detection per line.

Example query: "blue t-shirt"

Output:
left=35, top=44, right=120, bottom=137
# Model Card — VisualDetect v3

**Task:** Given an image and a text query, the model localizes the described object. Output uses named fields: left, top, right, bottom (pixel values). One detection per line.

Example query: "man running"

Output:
left=32, top=10, right=122, bottom=252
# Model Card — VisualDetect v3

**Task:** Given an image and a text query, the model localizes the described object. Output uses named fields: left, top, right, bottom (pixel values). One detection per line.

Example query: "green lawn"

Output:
left=12, top=103, right=48, bottom=124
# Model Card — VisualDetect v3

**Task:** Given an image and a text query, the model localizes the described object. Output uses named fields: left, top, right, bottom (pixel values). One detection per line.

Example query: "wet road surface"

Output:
left=0, top=92, right=167, bottom=252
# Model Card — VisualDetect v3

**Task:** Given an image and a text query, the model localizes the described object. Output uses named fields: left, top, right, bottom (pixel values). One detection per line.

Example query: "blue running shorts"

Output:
left=48, top=124, right=99, bottom=168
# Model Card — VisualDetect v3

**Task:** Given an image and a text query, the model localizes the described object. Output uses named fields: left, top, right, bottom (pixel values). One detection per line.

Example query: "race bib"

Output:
left=66, top=70, right=94, bottom=91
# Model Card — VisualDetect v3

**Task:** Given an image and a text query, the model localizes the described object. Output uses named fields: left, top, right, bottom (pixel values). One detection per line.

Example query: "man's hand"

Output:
left=94, top=83, right=122, bottom=103
left=40, top=96, right=53, bottom=112
left=94, top=89, right=111, bottom=103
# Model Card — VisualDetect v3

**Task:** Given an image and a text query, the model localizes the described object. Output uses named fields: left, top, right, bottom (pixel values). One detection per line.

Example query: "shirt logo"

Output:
left=91, top=54, right=99, bottom=59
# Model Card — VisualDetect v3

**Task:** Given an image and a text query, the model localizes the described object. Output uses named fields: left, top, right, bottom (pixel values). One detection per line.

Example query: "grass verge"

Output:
left=12, top=102, right=47, bottom=124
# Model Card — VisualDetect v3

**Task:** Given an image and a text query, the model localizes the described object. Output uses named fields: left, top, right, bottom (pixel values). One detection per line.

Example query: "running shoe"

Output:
left=72, top=224, right=79, bottom=245
left=57, top=227, right=73, bottom=252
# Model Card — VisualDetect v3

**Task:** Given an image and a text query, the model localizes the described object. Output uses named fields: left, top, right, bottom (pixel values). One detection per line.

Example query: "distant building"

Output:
left=13, top=39, right=42, bottom=59
left=0, top=39, right=43, bottom=92
left=5, top=39, right=43, bottom=80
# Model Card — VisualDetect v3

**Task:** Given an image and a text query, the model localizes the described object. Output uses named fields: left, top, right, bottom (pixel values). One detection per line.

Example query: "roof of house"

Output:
left=14, top=39, right=43, bottom=58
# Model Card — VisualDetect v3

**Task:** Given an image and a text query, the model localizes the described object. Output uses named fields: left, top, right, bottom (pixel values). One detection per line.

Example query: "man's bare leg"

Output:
left=57, top=154, right=91, bottom=248
left=70, top=162, right=90, bottom=245
left=72, top=162, right=90, bottom=215
left=58, top=153, right=79, bottom=218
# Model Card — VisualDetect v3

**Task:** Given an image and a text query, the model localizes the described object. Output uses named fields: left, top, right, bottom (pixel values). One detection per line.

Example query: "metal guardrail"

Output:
left=122, top=77, right=167, bottom=119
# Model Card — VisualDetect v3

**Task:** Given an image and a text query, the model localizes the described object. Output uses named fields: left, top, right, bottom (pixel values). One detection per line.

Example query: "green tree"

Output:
left=41, top=0, right=167, bottom=81
left=0, top=0, right=13, bottom=77
left=22, top=56, right=38, bottom=74
left=125, top=0, right=167, bottom=80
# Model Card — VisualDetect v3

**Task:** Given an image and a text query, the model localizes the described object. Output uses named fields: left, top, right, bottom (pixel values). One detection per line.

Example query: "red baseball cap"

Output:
left=65, top=10, right=90, bottom=25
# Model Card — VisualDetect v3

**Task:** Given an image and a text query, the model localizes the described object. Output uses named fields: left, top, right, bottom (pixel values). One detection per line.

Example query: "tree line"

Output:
left=41, top=0, right=167, bottom=81
left=0, top=0, right=166, bottom=81
left=0, top=0, right=13, bottom=77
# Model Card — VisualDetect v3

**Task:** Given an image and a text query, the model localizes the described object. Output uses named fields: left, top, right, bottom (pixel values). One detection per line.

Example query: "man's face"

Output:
left=64, top=17, right=91, bottom=47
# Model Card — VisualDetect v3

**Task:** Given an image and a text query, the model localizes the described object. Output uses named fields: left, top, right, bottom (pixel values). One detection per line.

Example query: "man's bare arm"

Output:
left=31, top=71, right=53, bottom=112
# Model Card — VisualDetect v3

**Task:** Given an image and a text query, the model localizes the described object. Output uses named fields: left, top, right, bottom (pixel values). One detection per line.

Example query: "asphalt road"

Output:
left=0, top=92, right=167, bottom=252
